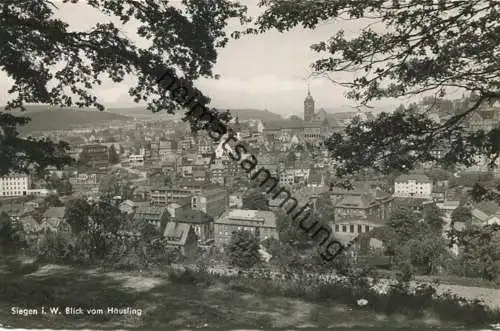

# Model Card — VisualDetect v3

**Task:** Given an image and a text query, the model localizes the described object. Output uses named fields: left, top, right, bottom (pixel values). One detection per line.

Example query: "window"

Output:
left=365, top=225, right=370, bottom=232
left=342, top=225, right=347, bottom=232
left=335, top=224, right=339, bottom=232
left=357, top=225, right=362, bottom=233
left=350, top=225, right=354, bottom=233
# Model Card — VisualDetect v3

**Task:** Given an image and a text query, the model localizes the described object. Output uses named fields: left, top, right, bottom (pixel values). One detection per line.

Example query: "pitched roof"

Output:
left=133, top=205, right=166, bottom=221
left=198, top=188, right=228, bottom=197
left=475, top=201, right=500, bottom=215
left=120, top=199, right=135, bottom=208
left=471, top=208, right=489, bottom=222
left=192, top=170, right=206, bottom=178
left=163, top=222, right=192, bottom=245
left=175, top=207, right=213, bottom=224
left=216, top=209, right=277, bottom=228
left=395, top=174, right=432, bottom=183
left=330, top=187, right=392, bottom=210
left=43, top=207, right=66, bottom=219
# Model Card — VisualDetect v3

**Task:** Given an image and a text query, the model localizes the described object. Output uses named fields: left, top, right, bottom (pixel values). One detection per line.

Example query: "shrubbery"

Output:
left=0, top=212, right=27, bottom=253
left=31, top=198, right=179, bottom=269
left=168, top=267, right=500, bottom=327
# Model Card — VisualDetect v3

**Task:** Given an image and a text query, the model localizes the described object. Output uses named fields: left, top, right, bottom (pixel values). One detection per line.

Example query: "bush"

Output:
left=168, top=267, right=500, bottom=327
left=105, top=236, right=176, bottom=270
left=167, top=267, right=213, bottom=287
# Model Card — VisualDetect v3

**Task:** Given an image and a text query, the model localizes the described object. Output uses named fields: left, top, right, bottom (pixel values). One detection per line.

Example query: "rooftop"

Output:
left=163, top=222, right=192, bottom=245
left=264, top=120, right=323, bottom=130
left=175, top=207, right=213, bottom=224
left=43, top=207, right=66, bottom=219
left=216, top=209, right=277, bottom=228
left=197, top=188, right=228, bottom=197
left=395, top=174, right=432, bottom=183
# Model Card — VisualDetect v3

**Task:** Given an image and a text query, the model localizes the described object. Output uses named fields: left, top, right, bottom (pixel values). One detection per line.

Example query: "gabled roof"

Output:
left=330, top=187, right=392, bottom=210
left=175, top=207, right=213, bottom=224
left=163, top=222, right=193, bottom=246
left=120, top=199, right=134, bottom=207
left=471, top=208, right=489, bottom=222
left=133, top=205, right=167, bottom=221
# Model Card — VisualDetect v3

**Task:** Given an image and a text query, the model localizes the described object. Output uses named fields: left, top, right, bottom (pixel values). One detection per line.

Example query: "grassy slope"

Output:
left=0, top=255, right=491, bottom=330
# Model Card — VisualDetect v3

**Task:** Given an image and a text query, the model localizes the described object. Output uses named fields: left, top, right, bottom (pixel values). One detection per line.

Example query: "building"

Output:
left=26, top=189, right=57, bottom=197
left=196, top=135, right=214, bottom=156
left=128, top=149, right=145, bottom=167
left=329, top=187, right=394, bottom=241
left=263, top=120, right=328, bottom=147
left=465, top=105, right=500, bottom=133
left=172, top=207, right=214, bottom=242
left=119, top=199, right=135, bottom=214
left=133, top=205, right=169, bottom=230
left=307, top=170, right=325, bottom=188
left=304, top=87, right=315, bottom=121
left=163, top=222, right=198, bottom=256
left=214, top=209, right=278, bottom=247
left=0, top=173, right=30, bottom=197
left=209, top=157, right=227, bottom=185
left=69, top=173, right=99, bottom=194
left=69, top=173, right=98, bottom=185
left=394, top=174, right=433, bottom=199
left=150, top=186, right=202, bottom=206
left=81, top=144, right=109, bottom=168
left=159, top=140, right=175, bottom=161
left=229, top=194, right=243, bottom=208
left=191, top=188, right=228, bottom=218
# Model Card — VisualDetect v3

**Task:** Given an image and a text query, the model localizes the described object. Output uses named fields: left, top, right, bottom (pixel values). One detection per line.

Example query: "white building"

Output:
left=69, top=173, right=98, bottom=185
left=128, top=148, right=145, bottom=166
left=26, top=189, right=57, bottom=197
left=394, top=174, right=433, bottom=199
left=0, top=173, right=30, bottom=197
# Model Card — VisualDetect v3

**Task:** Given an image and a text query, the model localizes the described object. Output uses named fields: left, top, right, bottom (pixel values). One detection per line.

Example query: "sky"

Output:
left=0, top=0, right=434, bottom=117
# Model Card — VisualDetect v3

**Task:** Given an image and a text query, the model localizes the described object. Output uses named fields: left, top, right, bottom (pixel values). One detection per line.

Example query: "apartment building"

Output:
left=329, top=186, right=394, bottom=241
left=133, top=205, right=169, bottom=231
left=81, top=144, right=109, bottom=168
left=150, top=187, right=200, bottom=206
left=0, top=173, right=30, bottom=197
left=394, top=174, right=433, bottom=199
left=214, top=209, right=278, bottom=247
left=159, top=140, right=175, bottom=161
left=128, top=148, right=145, bottom=167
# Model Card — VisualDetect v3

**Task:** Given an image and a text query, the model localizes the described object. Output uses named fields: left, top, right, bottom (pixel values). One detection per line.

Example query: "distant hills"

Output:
left=217, top=108, right=283, bottom=122
left=106, top=107, right=183, bottom=120
left=4, top=106, right=133, bottom=133
left=3, top=104, right=283, bottom=133
left=108, top=106, right=284, bottom=122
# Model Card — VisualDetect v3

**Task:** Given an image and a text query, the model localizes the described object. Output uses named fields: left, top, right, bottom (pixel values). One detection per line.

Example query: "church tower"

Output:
left=304, top=85, right=315, bottom=121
